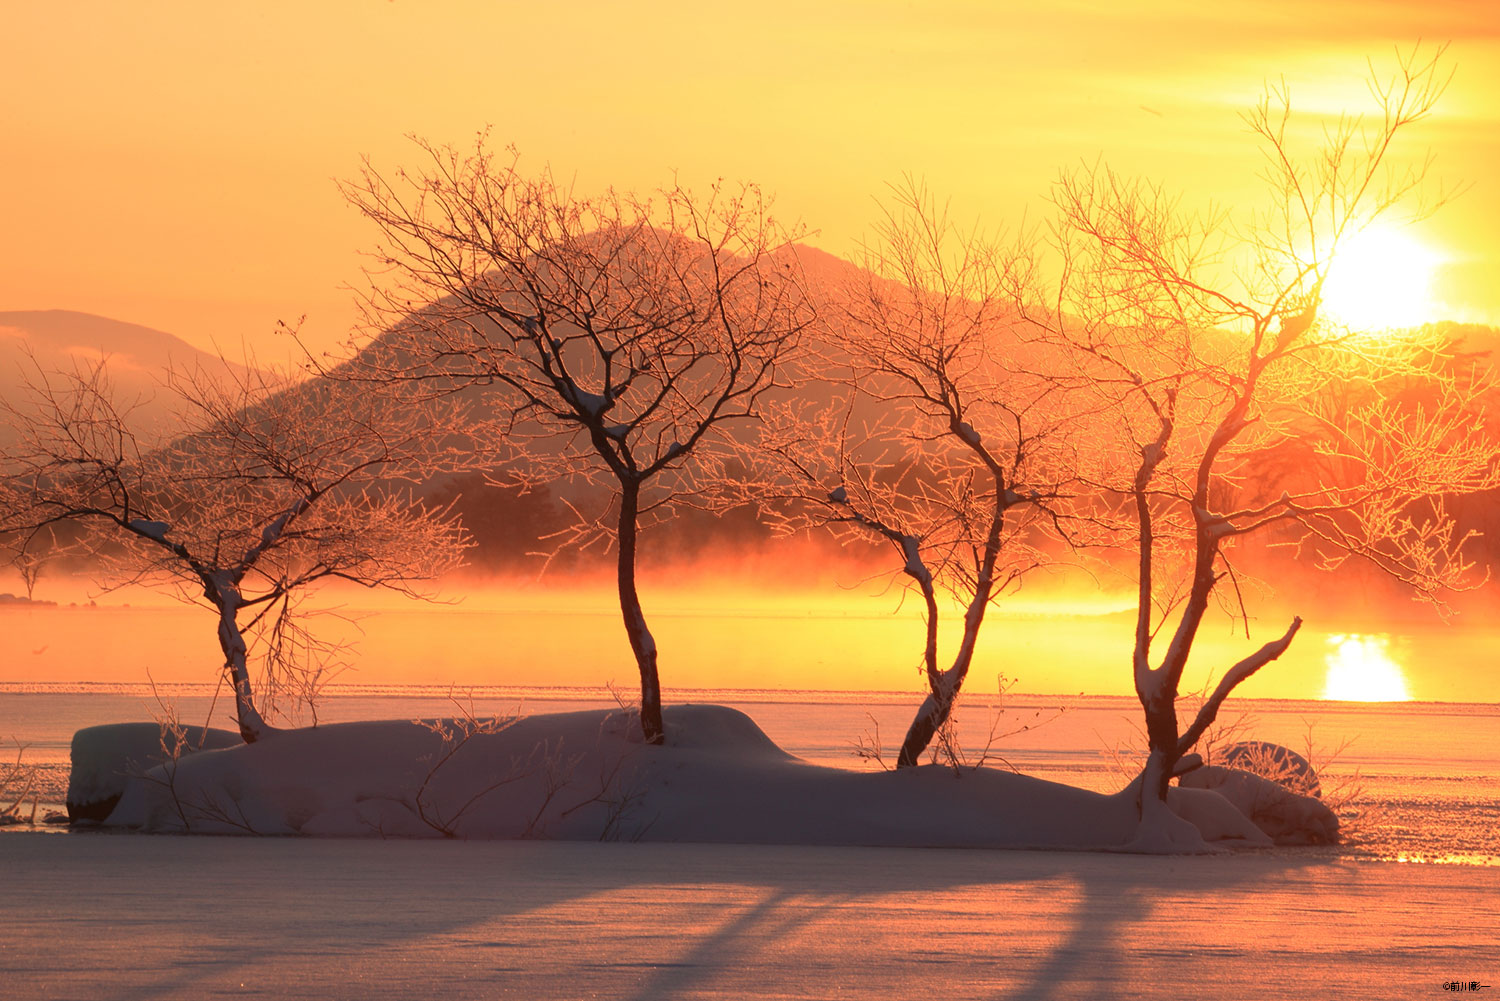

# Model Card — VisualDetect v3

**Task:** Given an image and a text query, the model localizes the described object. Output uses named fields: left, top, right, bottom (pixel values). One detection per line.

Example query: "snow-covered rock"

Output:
left=1216, top=741, right=1322, bottom=798
left=67, top=723, right=241, bottom=822
left=1166, top=786, right=1274, bottom=847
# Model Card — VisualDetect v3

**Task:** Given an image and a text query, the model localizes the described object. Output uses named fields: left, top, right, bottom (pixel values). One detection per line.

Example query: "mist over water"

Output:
left=1, top=560, right=1496, bottom=703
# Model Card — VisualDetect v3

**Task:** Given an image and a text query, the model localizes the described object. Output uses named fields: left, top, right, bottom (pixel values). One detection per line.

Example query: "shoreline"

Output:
left=6, top=696, right=1499, bottom=865
left=7, top=679, right=1500, bottom=710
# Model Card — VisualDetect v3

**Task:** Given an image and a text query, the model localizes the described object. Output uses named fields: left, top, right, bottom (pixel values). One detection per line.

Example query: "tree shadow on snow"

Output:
left=2, top=832, right=1336, bottom=1000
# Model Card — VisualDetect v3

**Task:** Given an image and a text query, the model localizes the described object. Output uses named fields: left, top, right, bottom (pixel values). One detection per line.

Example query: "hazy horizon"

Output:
left=4, top=4, right=1498, bottom=357
left=5, top=561, right=1497, bottom=704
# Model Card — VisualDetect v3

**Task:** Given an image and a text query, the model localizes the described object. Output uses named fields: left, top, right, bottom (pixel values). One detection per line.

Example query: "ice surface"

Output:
left=3, top=834, right=1497, bottom=1001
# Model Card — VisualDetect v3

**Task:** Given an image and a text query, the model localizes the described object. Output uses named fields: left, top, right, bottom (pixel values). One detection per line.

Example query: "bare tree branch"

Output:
left=313, top=141, right=815, bottom=743
left=0, top=349, right=471, bottom=741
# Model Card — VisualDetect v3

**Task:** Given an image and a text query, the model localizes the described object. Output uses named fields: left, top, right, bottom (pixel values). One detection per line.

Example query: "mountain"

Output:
left=0, top=310, right=264, bottom=446
left=12, top=281, right=1497, bottom=576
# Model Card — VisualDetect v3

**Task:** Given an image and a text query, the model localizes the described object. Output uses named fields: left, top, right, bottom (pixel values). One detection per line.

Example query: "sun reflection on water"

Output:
left=1389, top=853, right=1500, bottom=867
left=1322, top=634, right=1412, bottom=702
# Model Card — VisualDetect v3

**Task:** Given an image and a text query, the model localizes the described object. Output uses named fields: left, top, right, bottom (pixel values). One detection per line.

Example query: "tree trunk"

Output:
left=1141, top=688, right=1180, bottom=805
left=896, top=576, right=944, bottom=767
left=896, top=689, right=948, bottom=768
left=213, top=589, right=270, bottom=744
left=895, top=488, right=1000, bottom=768
left=1124, top=746, right=1206, bottom=852
left=894, top=651, right=976, bottom=768
left=617, top=481, right=664, bottom=744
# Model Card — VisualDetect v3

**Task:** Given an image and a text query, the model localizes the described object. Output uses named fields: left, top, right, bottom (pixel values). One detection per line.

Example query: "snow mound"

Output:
left=89, top=706, right=1302, bottom=851
left=1166, top=787, right=1273, bottom=847
left=657, top=704, right=794, bottom=758
left=1178, top=764, right=1339, bottom=845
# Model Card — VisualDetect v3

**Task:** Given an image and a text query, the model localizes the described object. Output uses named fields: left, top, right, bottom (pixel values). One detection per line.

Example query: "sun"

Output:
left=1320, top=225, right=1442, bottom=331
left=1322, top=634, right=1412, bottom=702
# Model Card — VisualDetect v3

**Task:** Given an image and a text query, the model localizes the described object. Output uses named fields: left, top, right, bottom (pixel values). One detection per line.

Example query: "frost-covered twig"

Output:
left=0, top=740, right=39, bottom=826
left=408, top=700, right=524, bottom=838
left=852, top=713, right=891, bottom=771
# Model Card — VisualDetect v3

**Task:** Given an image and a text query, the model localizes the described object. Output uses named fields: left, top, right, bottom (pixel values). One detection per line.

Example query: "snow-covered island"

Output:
left=68, top=705, right=1337, bottom=853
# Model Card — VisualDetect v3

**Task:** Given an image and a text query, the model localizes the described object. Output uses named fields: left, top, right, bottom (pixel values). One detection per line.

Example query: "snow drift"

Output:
left=82, top=705, right=1328, bottom=852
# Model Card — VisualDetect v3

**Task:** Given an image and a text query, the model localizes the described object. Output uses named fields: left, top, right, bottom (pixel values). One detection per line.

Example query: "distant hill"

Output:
left=10, top=289, right=1498, bottom=577
left=0, top=310, right=265, bottom=446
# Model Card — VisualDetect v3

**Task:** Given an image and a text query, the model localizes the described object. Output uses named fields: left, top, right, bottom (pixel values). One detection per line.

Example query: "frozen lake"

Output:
left=2, top=835, right=1495, bottom=1000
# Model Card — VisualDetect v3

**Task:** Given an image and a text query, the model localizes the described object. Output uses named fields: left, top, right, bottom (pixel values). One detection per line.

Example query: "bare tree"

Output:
left=6, top=535, right=48, bottom=600
left=754, top=181, right=1082, bottom=767
left=0, top=354, right=469, bottom=742
left=1016, top=47, right=1496, bottom=844
left=327, top=140, right=814, bottom=743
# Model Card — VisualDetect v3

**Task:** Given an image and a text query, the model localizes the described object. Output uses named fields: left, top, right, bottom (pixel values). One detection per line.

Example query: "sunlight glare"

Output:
left=1321, top=225, right=1441, bottom=331
left=1322, top=634, right=1412, bottom=701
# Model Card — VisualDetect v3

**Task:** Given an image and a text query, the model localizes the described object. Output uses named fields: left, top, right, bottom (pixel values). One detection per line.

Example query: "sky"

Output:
left=3, top=1, right=1498, bottom=358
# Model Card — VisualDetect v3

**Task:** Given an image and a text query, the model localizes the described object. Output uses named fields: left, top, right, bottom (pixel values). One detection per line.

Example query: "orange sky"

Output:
left=3, top=1, right=1497, bottom=356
